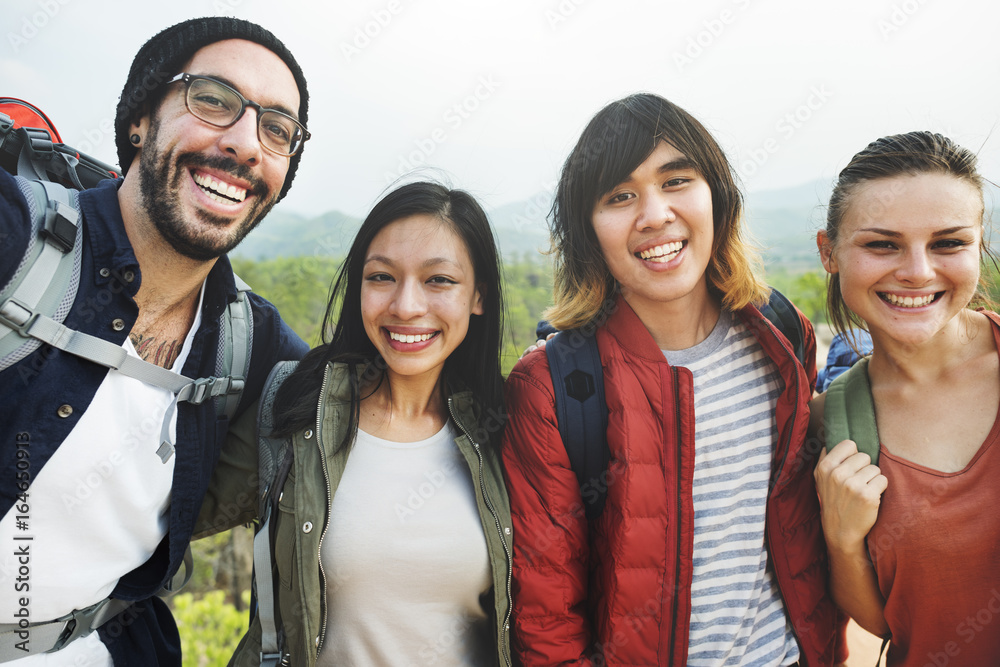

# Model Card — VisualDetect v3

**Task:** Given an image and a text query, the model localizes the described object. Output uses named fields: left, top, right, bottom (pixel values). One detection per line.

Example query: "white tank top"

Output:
left=318, top=422, right=493, bottom=666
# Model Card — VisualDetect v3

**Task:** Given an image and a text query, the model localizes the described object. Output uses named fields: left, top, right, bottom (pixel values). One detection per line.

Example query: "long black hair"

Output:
left=272, top=181, right=506, bottom=450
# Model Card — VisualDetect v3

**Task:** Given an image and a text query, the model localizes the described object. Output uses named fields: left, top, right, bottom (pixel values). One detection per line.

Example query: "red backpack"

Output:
left=0, top=97, right=120, bottom=189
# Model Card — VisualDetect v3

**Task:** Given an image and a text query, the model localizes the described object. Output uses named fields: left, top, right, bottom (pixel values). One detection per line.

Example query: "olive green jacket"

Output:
left=195, top=361, right=513, bottom=667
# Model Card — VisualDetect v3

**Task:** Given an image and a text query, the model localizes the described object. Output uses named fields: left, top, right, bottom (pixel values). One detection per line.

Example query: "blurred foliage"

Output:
left=171, top=530, right=254, bottom=666
left=502, top=253, right=555, bottom=373
left=767, top=269, right=829, bottom=324
left=983, top=257, right=1000, bottom=306
left=171, top=590, right=251, bottom=667
left=232, top=255, right=340, bottom=348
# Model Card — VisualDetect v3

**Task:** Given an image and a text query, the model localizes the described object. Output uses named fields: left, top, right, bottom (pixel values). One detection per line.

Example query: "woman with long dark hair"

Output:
left=198, top=181, right=512, bottom=666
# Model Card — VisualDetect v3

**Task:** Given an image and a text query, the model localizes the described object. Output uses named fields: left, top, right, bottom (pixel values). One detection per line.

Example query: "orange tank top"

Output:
left=866, top=321, right=1000, bottom=666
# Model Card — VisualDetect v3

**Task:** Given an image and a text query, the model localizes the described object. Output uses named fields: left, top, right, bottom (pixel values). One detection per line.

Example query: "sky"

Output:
left=3, top=0, right=999, bottom=220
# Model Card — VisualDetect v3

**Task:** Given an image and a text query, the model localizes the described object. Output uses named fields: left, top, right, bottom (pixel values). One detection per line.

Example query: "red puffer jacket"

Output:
left=502, top=296, right=846, bottom=666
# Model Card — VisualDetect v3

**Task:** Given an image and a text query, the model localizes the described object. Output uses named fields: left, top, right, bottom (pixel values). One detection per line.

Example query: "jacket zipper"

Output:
left=448, top=398, right=513, bottom=667
left=665, top=313, right=804, bottom=663
left=667, top=367, right=683, bottom=663
left=313, top=363, right=334, bottom=656
left=763, top=314, right=798, bottom=486
left=761, top=314, right=803, bottom=654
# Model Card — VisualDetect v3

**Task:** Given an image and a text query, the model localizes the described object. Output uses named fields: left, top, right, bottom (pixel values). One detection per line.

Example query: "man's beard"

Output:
left=137, top=123, right=278, bottom=262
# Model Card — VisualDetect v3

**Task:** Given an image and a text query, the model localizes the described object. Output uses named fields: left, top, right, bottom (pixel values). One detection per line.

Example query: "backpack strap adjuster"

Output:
left=260, top=651, right=283, bottom=667
left=179, top=376, right=245, bottom=406
left=0, top=298, right=36, bottom=337
left=23, top=127, right=54, bottom=158
left=40, top=198, right=79, bottom=253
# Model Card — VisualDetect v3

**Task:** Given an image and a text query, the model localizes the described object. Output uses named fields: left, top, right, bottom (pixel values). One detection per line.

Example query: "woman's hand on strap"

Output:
left=814, top=439, right=887, bottom=550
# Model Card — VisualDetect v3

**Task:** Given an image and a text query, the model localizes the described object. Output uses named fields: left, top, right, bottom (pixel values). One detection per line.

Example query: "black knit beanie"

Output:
left=115, top=17, right=309, bottom=202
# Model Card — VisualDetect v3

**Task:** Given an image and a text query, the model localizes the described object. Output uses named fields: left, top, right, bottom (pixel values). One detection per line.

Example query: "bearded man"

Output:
left=0, top=17, right=311, bottom=665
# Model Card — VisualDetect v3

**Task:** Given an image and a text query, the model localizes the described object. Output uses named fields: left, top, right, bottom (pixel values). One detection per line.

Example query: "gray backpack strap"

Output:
left=216, top=273, right=253, bottom=421
left=0, top=597, right=133, bottom=662
left=0, top=178, right=81, bottom=367
left=823, top=357, right=880, bottom=463
left=0, top=178, right=247, bottom=461
left=157, top=545, right=195, bottom=598
left=4, top=304, right=240, bottom=462
left=253, top=360, right=298, bottom=667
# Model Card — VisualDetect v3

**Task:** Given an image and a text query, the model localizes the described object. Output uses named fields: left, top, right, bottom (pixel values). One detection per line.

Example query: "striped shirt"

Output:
left=663, top=310, right=800, bottom=667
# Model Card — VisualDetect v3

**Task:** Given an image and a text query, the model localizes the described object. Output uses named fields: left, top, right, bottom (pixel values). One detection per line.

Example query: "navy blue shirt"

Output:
left=0, top=168, right=309, bottom=664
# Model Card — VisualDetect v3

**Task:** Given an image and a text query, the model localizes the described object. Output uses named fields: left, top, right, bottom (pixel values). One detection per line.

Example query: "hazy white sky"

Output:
left=3, top=0, right=998, bottom=219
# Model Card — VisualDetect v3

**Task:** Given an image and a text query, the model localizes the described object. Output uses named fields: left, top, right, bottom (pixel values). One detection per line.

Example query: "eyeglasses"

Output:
left=167, top=73, right=310, bottom=157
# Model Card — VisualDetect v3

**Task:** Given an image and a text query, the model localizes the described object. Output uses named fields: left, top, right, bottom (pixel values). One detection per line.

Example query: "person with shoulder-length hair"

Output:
left=813, top=131, right=1000, bottom=665
left=197, top=181, right=513, bottom=666
left=502, top=93, right=845, bottom=666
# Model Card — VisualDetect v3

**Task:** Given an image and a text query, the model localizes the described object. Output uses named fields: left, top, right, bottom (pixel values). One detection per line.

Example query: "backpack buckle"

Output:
left=23, top=126, right=54, bottom=157
left=185, top=376, right=245, bottom=405
left=0, top=298, right=37, bottom=337
left=51, top=600, right=112, bottom=652
left=40, top=199, right=79, bottom=253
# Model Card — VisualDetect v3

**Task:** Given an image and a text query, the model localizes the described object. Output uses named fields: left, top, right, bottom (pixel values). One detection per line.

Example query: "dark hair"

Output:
left=272, top=182, right=506, bottom=450
left=544, top=92, right=767, bottom=329
left=824, top=131, right=992, bottom=338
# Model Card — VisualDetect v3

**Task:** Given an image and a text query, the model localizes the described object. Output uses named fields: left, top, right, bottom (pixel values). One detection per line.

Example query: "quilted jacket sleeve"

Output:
left=502, top=350, right=594, bottom=666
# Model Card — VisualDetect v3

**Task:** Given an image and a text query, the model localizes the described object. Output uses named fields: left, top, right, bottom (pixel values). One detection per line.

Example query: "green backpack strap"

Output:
left=823, top=356, right=880, bottom=463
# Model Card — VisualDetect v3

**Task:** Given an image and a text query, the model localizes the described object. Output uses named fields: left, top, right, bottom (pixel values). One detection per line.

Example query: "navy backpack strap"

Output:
left=759, top=287, right=806, bottom=366
left=545, top=328, right=609, bottom=520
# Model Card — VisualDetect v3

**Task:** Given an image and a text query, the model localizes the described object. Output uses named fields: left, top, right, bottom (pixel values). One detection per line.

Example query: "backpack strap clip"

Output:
left=40, top=197, right=79, bottom=252
left=0, top=298, right=36, bottom=337
left=178, top=375, right=246, bottom=406
left=23, top=127, right=54, bottom=157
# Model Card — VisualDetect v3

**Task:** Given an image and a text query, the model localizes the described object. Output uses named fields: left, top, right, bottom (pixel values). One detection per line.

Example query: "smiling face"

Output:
left=132, top=39, right=300, bottom=261
left=819, top=172, right=984, bottom=347
left=361, top=214, right=484, bottom=386
left=591, top=140, right=715, bottom=322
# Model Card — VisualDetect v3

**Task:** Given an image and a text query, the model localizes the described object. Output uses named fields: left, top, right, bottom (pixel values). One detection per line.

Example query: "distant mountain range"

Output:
left=233, top=179, right=999, bottom=271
